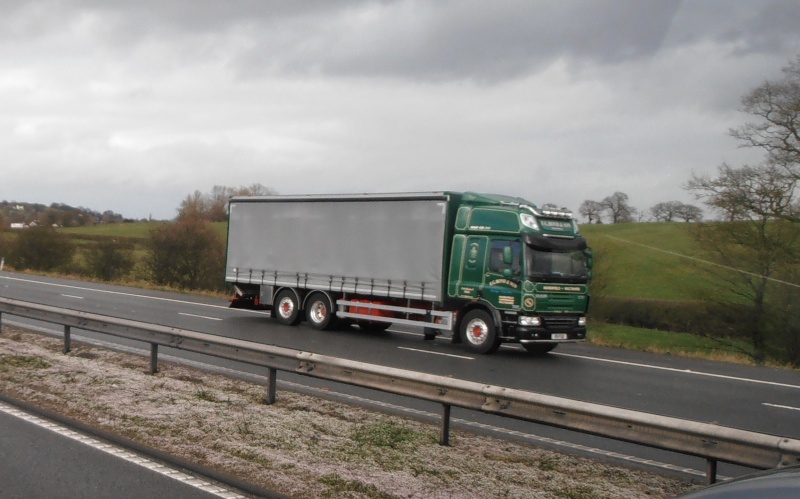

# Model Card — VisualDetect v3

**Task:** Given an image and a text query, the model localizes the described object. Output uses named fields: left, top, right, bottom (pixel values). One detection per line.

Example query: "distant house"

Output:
left=10, top=223, right=27, bottom=229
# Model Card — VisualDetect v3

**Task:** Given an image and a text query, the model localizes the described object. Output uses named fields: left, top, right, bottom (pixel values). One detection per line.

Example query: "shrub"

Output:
left=145, top=219, right=225, bottom=291
left=82, top=238, right=135, bottom=281
left=8, top=227, right=75, bottom=272
left=589, top=296, right=748, bottom=338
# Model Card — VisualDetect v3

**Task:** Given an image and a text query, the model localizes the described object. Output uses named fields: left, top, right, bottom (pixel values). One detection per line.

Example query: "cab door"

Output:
left=483, top=239, right=522, bottom=310
left=450, top=235, right=488, bottom=299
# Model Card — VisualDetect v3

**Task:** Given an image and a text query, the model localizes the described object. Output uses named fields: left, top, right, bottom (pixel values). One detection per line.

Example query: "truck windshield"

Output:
left=526, top=248, right=589, bottom=284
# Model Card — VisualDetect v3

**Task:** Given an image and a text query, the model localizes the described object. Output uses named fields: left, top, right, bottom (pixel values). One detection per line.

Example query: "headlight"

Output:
left=519, top=316, right=541, bottom=326
left=578, top=317, right=586, bottom=327
left=520, top=213, right=539, bottom=231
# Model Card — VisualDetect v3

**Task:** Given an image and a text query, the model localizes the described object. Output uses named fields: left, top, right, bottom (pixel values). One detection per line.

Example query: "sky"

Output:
left=2, top=1, right=799, bottom=221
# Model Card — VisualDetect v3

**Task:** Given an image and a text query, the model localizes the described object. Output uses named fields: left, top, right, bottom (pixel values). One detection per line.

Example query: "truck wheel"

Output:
left=522, top=343, right=557, bottom=355
left=460, top=309, right=500, bottom=354
left=305, top=292, right=336, bottom=330
left=273, top=289, right=301, bottom=326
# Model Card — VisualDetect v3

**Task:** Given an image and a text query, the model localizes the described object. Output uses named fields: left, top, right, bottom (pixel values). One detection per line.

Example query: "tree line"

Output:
left=579, top=194, right=703, bottom=224
left=1, top=201, right=127, bottom=228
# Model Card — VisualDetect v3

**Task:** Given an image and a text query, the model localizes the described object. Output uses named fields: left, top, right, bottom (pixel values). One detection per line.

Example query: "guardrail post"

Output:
left=706, top=459, right=717, bottom=484
left=265, top=368, right=277, bottom=405
left=63, top=325, right=71, bottom=354
left=439, top=403, right=451, bottom=446
left=150, top=343, right=159, bottom=374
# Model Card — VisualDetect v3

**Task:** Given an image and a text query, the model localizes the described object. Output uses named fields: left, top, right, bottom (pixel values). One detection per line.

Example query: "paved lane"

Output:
left=0, top=402, right=242, bottom=499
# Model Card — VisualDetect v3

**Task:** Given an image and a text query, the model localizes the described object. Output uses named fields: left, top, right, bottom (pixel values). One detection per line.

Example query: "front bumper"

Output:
left=515, top=326, right=586, bottom=342
left=502, top=314, right=587, bottom=343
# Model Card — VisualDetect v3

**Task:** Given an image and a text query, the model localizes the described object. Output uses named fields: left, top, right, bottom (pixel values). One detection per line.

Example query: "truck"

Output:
left=225, top=192, right=592, bottom=354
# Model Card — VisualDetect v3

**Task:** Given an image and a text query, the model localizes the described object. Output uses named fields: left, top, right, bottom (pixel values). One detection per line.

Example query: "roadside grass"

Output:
left=588, top=323, right=759, bottom=365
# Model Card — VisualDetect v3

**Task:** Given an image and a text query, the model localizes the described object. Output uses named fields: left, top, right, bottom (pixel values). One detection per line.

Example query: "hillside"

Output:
left=580, top=222, right=728, bottom=302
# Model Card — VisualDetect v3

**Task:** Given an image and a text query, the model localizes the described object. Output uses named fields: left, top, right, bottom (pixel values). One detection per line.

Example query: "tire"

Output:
left=273, top=289, right=301, bottom=326
left=522, top=343, right=557, bottom=355
left=305, top=292, right=336, bottom=330
left=460, top=309, right=500, bottom=354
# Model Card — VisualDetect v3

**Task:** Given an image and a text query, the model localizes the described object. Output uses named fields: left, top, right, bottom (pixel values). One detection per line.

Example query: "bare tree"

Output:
left=687, top=163, right=796, bottom=222
left=176, top=184, right=278, bottom=222
left=601, top=192, right=636, bottom=223
left=729, top=55, right=800, bottom=175
left=687, top=163, right=800, bottom=363
left=651, top=201, right=702, bottom=222
left=650, top=201, right=681, bottom=222
left=579, top=200, right=605, bottom=223
left=673, top=203, right=703, bottom=222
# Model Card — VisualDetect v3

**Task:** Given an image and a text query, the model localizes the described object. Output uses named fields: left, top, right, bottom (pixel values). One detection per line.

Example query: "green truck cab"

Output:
left=445, top=192, right=591, bottom=354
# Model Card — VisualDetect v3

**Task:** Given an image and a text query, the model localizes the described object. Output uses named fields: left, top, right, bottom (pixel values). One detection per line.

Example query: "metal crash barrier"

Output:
left=1, top=296, right=798, bottom=484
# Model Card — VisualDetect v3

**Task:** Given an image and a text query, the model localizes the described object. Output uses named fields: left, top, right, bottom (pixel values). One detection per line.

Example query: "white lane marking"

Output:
left=554, top=352, right=800, bottom=390
left=398, top=347, right=474, bottom=360
left=0, top=275, right=268, bottom=315
left=763, top=403, right=800, bottom=412
left=179, top=312, right=223, bottom=321
left=60, top=294, right=84, bottom=300
left=0, top=401, right=244, bottom=498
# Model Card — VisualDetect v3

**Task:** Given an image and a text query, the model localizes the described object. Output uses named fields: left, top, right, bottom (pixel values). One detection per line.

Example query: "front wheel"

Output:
left=460, top=309, right=500, bottom=354
left=273, top=289, right=301, bottom=326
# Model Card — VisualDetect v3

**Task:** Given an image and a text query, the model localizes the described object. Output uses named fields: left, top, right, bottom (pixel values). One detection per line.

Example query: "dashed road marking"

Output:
left=763, top=403, right=800, bottom=412
left=179, top=312, right=223, bottom=321
left=398, top=347, right=474, bottom=359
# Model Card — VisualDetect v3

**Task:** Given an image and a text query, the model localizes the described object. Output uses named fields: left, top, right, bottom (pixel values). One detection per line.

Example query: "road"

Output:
left=2, top=271, right=799, bottom=483
left=0, top=402, right=241, bottom=499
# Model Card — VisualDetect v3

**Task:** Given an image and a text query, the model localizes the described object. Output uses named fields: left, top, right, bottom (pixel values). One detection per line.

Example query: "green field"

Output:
left=580, top=222, right=731, bottom=302
left=61, top=221, right=229, bottom=240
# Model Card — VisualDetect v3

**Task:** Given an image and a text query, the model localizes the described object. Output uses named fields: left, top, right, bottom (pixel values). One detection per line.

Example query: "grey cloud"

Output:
left=233, top=0, right=683, bottom=83
left=8, top=1, right=799, bottom=84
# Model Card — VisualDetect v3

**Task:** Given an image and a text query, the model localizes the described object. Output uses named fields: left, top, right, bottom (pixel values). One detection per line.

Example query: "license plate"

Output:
left=551, top=333, right=568, bottom=340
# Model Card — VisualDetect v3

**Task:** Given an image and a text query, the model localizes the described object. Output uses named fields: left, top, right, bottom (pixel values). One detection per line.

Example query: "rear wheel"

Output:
left=460, top=309, right=500, bottom=354
left=305, top=292, right=336, bottom=330
left=273, top=289, right=301, bottom=325
left=522, top=343, right=557, bottom=355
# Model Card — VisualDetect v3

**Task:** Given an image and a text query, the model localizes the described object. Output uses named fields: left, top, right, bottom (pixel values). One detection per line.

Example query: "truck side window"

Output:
left=488, top=240, right=521, bottom=276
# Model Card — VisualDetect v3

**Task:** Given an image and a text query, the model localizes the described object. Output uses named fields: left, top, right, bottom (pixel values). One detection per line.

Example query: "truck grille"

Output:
left=542, top=316, right=578, bottom=331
